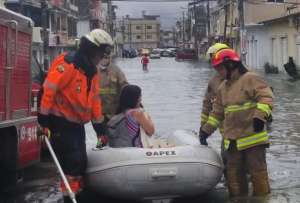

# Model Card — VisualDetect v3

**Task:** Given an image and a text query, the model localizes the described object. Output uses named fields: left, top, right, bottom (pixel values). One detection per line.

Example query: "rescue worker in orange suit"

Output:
left=199, top=49, right=274, bottom=197
left=200, top=43, right=229, bottom=182
left=37, top=29, right=113, bottom=203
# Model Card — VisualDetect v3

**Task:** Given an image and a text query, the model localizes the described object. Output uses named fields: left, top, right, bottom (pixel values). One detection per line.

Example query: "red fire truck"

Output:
left=0, top=6, right=41, bottom=192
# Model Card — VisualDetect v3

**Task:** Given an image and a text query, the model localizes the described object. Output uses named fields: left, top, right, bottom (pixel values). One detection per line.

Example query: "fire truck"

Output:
left=0, top=5, right=41, bottom=192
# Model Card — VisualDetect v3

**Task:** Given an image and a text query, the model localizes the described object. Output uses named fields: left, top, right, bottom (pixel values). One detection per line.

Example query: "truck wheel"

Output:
left=0, top=128, right=19, bottom=195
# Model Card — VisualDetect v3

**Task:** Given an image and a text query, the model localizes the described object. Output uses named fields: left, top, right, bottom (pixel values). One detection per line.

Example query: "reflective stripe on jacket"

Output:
left=202, top=71, right=274, bottom=150
left=40, top=54, right=103, bottom=124
left=224, top=131, right=269, bottom=151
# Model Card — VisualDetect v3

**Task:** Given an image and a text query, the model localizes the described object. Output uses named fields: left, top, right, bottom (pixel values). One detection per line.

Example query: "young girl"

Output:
left=116, top=85, right=155, bottom=147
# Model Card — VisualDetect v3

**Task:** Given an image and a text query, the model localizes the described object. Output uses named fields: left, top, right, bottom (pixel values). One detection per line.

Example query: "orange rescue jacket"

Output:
left=40, top=54, right=103, bottom=124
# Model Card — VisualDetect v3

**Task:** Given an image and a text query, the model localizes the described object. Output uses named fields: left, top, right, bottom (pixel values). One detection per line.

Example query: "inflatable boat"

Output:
left=85, top=130, right=223, bottom=200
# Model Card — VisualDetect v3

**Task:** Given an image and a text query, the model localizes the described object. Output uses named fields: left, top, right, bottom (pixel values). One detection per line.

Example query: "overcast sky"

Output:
left=113, top=1, right=189, bottom=30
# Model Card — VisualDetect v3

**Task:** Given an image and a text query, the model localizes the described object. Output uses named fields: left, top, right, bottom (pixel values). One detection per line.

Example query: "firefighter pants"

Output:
left=226, top=143, right=270, bottom=197
left=52, top=125, right=87, bottom=177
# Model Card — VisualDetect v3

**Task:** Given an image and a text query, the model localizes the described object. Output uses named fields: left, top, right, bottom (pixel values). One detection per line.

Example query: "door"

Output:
left=296, top=35, right=300, bottom=65
left=271, top=38, right=277, bottom=68
left=9, top=22, right=31, bottom=119
left=282, top=37, right=288, bottom=71
left=253, top=40, right=258, bottom=69
left=0, top=22, right=7, bottom=121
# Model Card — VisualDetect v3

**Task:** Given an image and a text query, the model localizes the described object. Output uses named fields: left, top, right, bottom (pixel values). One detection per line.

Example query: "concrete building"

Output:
left=160, top=30, right=176, bottom=48
left=77, top=0, right=107, bottom=38
left=247, top=12, right=300, bottom=72
left=210, top=0, right=299, bottom=70
left=5, top=0, right=79, bottom=68
left=122, top=14, right=160, bottom=50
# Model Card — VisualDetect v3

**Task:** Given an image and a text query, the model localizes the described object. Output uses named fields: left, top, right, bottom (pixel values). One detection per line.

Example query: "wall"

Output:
left=77, top=20, right=90, bottom=38
left=267, top=18, right=297, bottom=71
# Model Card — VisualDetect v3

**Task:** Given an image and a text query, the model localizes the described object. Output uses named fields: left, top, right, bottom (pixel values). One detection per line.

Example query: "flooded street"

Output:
left=3, top=57, right=300, bottom=203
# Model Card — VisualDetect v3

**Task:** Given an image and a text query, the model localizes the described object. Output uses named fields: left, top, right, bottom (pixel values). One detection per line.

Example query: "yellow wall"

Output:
left=268, top=18, right=297, bottom=60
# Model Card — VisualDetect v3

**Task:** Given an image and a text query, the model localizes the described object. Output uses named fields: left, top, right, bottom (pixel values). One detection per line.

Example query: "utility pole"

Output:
left=41, top=0, right=49, bottom=70
left=121, top=17, right=125, bottom=57
left=129, top=22, right=132, bottom=49
left=107, top=0, right=113, bottom=36
left=182, top=11, right=185, bottom=44
left=223, top=1, right=228, bottom=42
left=193, top=0, right=198, bottom=54
left=238, top=0, right=246, bottom=63
left=207, top=0, right=210, bottom=44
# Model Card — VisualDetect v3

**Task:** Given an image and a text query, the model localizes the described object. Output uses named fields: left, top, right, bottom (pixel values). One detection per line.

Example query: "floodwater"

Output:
left=2, top=57, right=300, bottom=203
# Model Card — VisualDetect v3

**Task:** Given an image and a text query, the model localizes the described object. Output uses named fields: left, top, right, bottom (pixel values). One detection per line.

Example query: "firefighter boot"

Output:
left=227, top=167, right=248, bottom=197
left=251, top=170, right=270, bottom=196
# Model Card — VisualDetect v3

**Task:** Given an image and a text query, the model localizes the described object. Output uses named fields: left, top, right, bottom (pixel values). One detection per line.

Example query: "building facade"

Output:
left=122, top=15, right=160, bottom=50
left=160, top=30, right=176, bottom=48
left=5, top=0, right=79, bottom=69
left=210, top=0, right=299, bottom=70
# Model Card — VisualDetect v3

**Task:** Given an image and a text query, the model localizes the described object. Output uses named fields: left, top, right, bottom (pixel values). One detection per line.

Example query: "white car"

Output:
left=150, top=50, right=161, bottom=59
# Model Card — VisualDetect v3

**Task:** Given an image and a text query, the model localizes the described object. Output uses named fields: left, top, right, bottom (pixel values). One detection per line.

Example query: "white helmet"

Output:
left=85, top=29, right=113, bottom=47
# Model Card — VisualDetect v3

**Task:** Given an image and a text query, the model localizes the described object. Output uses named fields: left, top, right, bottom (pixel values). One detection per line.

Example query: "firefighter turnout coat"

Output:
left=99, top=64, right=128, bottom=120
left=40, top=54, right=103, bottom=125
left=201, top=74, right=224, bottom=127
left=202, top=71, right=274, bottom=151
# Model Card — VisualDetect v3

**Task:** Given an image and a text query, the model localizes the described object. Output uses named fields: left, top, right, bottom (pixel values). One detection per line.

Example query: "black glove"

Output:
left=199, top=129, right=209, bottom=146
left=253, top=118, right=265, bottom=132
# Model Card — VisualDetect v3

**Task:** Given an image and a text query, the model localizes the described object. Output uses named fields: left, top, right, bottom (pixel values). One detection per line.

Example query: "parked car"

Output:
left=123, top=48, right=138, bottom=58
left=176, top=48, right=197, bottom=60
left=161, top=50, right=175, bottom=57
left=150, top=50, right=161, bottom=59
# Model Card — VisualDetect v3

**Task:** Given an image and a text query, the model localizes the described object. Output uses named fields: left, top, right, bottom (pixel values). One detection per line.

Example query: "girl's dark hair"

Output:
left=117, top=85, right=142, bottom=114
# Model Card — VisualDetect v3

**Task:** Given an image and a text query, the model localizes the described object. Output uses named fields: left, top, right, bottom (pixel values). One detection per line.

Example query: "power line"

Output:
left=246, top=0, right=300, bottom=5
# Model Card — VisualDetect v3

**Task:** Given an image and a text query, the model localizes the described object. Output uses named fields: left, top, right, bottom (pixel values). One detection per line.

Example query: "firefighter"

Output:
left=200, top=43, right=229, bottom=182
left=37, top=29, right=113, bottom=203
left=199, top=49, right=274, bottom=197
left=201, top=43, right=229, bottom=128
left=97, top=54, right=128, bottom=130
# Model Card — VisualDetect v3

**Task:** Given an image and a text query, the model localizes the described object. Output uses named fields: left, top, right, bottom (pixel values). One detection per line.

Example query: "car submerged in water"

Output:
left=176, top=48, right=197, bottom=60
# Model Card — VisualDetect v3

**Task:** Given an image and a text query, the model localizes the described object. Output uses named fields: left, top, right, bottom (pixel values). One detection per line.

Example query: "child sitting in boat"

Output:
left=107, top=84, right=155, bottom=147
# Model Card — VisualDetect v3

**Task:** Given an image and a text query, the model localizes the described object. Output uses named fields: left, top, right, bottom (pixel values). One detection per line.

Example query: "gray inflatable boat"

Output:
left=85, top=130, right=223, bottom=200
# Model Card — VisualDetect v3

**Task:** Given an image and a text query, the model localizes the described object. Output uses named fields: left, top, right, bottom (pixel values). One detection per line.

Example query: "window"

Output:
left=136, top=35, right=141, bottom=39
left=267, top=0, right=284, bottom=2
left=147, top=25, right=152, bottom=29
left=136, top=26, right=141, bottom=30
left=147, top=35, right=152, bottom=39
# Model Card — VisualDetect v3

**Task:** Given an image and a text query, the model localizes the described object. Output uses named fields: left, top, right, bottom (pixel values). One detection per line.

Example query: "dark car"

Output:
left=176, top=48, right=197, bottom=60
left=161, top=50, right=175, bottom=57
left=123, top=48, right=138, bottom=58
